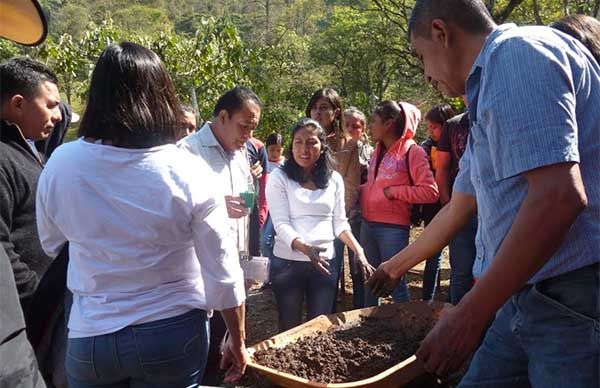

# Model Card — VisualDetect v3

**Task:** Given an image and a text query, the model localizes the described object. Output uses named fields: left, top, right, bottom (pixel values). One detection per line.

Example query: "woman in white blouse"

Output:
left=266, top=118, right=374, bottom=332
left=36, top=42, right=247, bottom=387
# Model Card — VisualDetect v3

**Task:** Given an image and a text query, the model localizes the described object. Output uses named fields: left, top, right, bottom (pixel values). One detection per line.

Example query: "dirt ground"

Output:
left=224, top=228, right=452, bottom=388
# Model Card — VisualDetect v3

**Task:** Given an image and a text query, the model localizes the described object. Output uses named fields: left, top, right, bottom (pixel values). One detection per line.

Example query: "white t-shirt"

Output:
left=36, top=138, right=245, bottom=338
left=265, top=168, right=350, bottom=262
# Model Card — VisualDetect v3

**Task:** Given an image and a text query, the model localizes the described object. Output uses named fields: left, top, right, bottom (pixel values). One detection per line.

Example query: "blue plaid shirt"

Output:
left=454, top=24, right=600, bottom=283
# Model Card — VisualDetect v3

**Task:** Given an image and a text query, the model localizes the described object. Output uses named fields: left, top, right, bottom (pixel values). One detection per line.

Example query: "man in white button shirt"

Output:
left=179, top=85, right=261, bottom=385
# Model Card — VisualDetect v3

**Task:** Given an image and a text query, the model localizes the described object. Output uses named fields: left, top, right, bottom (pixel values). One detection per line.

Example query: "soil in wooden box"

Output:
left=252, top=310, right=436, bottom=384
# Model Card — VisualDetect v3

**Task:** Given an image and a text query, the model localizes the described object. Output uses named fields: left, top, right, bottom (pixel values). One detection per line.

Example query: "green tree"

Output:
left=140, top=17, right=251, bottom=121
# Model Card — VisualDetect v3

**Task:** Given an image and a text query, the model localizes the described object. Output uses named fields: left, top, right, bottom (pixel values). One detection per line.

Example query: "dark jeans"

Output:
left=270, top=255, right=338, bottom=333
left=450, top=215, right=478, bottom=304
left=66, top=309, right=209, bottom=388
left=260, top=214, right=275, bottom=262
left=422, top=209, right=442, bottom=301
left=361, top=220, right=410, bottom=306
left=248, top=204, right=261, bottom=256
left=331, top=238, right=344, bottom=313
left=460, top=263, right=599, bottom=387
left=347, top=216, right=365, bottom=309
left=422, top=250, right=442, bottom=301
left=201, top=313, right=227, bottom=386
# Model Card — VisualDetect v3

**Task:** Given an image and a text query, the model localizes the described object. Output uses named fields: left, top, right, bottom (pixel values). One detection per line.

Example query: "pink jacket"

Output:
left=360, top=102, right=439, bottom=227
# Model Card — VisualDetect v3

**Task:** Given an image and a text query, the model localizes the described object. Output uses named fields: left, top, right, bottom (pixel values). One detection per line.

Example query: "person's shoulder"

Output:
left=167, top=145, right=210, bottom=171
left=249, top=137, right=265, bottom=148
left=421, top=138, right=433, bottom=148
left=487, top=25, right=575, bottom=63
left=178, top=122, right=212, bottom=151
left=44, top=138, right=84, bottom=164
left=445, top=112, right=469, bottom=128
left=331, top=170, right=345, bottom=185
left=270, top=166, right=286, bottom=180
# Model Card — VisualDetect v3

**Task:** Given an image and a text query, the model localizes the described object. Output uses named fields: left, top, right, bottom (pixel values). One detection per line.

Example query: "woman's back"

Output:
left=37, top=139, right=238, bottom=338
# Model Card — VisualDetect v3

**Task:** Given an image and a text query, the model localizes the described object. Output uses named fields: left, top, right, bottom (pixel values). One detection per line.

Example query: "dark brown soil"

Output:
left=252, top=313, right=436, bottom=384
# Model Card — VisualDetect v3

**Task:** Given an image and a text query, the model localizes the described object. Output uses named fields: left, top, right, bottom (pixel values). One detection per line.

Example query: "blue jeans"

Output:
left=459, top=263, right=599, bottom=387
left=270, top=255, right=338, bottom=333
left=331, top=238, right=345, bottom=313
left=449, top=215, right=477, bottom=304
left=361, top=220, right=410, bottom=306
left=347, top=217, right=365, bottom=309
left=66, top=309, right=209, bottom=388
left=332, top=216, right=365, bottom=310
left=260, top=214, right=275, bottom=262
left=422, top=250, right=442, bottom=301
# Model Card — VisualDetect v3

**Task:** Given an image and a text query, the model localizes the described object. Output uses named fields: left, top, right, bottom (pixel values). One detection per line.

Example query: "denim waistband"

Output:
left=362, top=219, right=410, bottom=230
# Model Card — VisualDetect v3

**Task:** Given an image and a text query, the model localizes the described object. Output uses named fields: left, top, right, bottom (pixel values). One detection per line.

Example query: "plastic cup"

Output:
left=240, top=191, right=256, bottom=209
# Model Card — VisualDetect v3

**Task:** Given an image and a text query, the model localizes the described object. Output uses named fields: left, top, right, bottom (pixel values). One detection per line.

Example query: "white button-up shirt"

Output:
left=36, top=139, right=245, bottom=338
left=179, top=122, right=252, bottom=254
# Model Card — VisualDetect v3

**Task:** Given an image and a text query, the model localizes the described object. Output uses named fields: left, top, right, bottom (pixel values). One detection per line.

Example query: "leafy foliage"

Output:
left=9, top=0, right=594, bottom=142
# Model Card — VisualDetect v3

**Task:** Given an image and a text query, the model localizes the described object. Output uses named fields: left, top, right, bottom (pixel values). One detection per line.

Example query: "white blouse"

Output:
left=36, top=139, right=245, bottom=338
left=266, top=168, right=350, bottom=262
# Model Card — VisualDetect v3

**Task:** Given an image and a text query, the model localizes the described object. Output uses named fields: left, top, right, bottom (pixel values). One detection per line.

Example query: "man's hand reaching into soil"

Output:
left=416, top=299, right=488, bottom=377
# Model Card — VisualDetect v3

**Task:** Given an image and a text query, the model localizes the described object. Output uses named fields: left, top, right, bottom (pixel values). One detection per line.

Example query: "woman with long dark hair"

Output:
left=266, top=118, right=374, bottom=332
left=305, top=88, right=361, bottom=311
left=36, top=42, right=247, bottom=387
left=360, top=101, right=438, bottom=306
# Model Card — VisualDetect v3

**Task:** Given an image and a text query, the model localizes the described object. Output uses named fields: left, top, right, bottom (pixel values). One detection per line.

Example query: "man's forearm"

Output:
left=389, top=192, right=476, bottom=277
left=220, top=303, right=246, bottom=345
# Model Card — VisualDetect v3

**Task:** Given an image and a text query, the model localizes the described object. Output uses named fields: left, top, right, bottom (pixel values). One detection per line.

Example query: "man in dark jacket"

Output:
left=0, top=57, right=62, bottom=316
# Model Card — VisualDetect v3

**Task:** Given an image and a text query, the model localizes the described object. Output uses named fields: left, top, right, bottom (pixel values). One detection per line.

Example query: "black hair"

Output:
left=266, top=132, right=283, bottom=147
left=78, top=42, right=183, bottom=148
left=305, top=87, right=344, bottom=135
left=213, top=86, right=262, bottom=118
left=372, top=100, right=407, bottom=137
left=0, top=57, right=58, bottom=107
left=425, top=103, right=456, bottom=125
left=408, top=0, right=495, bottom=39
left=282, top=118, right=334, bottom=190
left=551, top=14, right=600, bottom=64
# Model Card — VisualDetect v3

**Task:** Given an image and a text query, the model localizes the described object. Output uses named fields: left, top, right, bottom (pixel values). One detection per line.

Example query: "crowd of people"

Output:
left=1, top=0, right=599, bottom=387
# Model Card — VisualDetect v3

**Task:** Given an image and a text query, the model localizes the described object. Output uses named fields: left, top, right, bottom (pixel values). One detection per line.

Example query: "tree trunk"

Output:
left=190, top=87, right=200, bottom=122
left=65, top=75, right=72, bottom=105
left=532, top=0, right=543, bottom=24
left=494, top=0, right=525, bottom=23
left=265, top=0, right=270, bottom=44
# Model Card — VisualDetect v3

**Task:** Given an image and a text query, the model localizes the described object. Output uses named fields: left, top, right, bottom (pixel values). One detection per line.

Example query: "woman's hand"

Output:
left=303, top=245, right=330, bottom=276
left=383, top=187, right=393, bottom=200
left=355, top=251, right=376, bottom=282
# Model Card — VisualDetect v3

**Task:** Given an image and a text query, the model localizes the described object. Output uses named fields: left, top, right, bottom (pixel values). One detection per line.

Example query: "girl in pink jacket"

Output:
left=360, top=101, right=438, bottom=306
